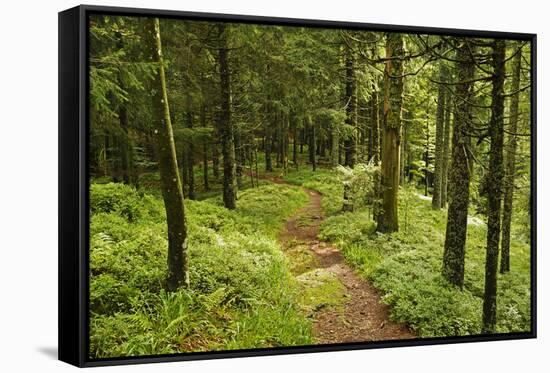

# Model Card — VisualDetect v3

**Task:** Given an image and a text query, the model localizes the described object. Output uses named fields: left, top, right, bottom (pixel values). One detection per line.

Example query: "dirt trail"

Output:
left=277, top=181, right=415, bottom=344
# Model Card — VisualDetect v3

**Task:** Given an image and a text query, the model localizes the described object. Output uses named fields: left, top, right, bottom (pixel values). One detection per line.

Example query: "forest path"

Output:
left=273, top=177, right=415, bottom=343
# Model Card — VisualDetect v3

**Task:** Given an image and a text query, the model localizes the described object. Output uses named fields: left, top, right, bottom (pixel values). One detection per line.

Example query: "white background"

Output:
left=0, top=0, right=546, bottom=371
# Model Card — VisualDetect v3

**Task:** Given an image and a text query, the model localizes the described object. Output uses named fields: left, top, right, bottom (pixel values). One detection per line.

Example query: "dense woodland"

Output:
left=89, top=15, right=532, bottom=357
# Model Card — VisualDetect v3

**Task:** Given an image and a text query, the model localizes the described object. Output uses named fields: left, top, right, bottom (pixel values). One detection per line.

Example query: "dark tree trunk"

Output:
left=376, top=33, right=404, bottom=233
left=115, top=31, right=134, bottom=186
left=441, top=88, right=453, bottom=207
left=147, top=17, right=189, bottom=290
left=292, top=114, right=298, bottom=168
left=371, top=81, right=381, bottom=221
left=425, top=107, right=430, bottom=197
left=180, top=147, right=189, bottom=198
left=371, top=84, right=380, bottom=165
left=235, top=126, right=243, bottom=189
left=401, top=109, right=410, bottom=185
left=264, top=99, right=273, bottom=172
left=212, top=142, right=220, bottom=180
left=276, top=113, right=282, bottom=168
left=201, top=104, right=209, bottom=191
left=432, top=62, right=448, bottom=209
left=344, top=46, right=357, bottom=167
left=309, top=117, right=316, bottom=171
left=300, top=128, right=304, bottom=154
left=442, top=41, right=475, bottom=288
left=217, top=23, right=237, bottom=209
left=482, top=39, right=506, bottom=333
left=186, top=111, right=195, bottom=200
left=500, top=44, right=522, bottom=274
left=331, top=120, right=340, bottom=167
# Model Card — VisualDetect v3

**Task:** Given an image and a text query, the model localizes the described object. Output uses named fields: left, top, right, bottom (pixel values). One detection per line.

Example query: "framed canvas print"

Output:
left=58, top=4, right=537, bottom=367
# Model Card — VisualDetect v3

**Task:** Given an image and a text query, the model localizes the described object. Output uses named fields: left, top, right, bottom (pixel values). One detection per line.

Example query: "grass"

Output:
left=89, top=181, right=312, bottom=358
left=285, top=168, right=532, bottom=337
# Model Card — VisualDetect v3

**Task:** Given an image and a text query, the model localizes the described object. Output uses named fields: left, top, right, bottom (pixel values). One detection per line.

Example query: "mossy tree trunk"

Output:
left=376, top=33, right=404, bottom=233
left=217, top=23, right=237, bottom=209
left=500, top=44, right=522, bottom=274
left=442, top=41, right=475, bottom=288
left=432, top=62, right=447, bottom=209
left=147, top=17, right=189, bottom=291
left=482, top=39, right=506, bottom=333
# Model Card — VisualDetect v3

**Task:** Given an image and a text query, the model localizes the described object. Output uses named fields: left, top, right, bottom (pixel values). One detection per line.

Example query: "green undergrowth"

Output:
left=89, top=182, right=311, bottom=358
left=285, top=169, right=531, bottom=338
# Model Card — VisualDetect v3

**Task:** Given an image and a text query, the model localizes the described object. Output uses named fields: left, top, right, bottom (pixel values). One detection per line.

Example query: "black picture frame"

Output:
left=58, top=4, right=537, bottom=368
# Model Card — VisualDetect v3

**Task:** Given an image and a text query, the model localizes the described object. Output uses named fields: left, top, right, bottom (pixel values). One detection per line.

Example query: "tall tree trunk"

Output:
left=376, top=33, right=404, bottom=233
left=401, top=109, right=410, bottom=185
left=500, top=44, right=522, bottom=274
left=218, top=23, right=237, bottom=209
left=186, top=111, right=195, bottom=200
left=482, top=39, right=506, bottom=333
left=308, top=117, right=316, bottom=171
left=424, top=106, right=430, bottom=197
left=276, top=113, right=282, bottom=168
left=371, top=78, right=381, bottom=221
left=442, top=41, right=475, bottom=287
left=201, top=104, right=209, bottom=191
left=344, top=46, right=357, bottom=167
left=180, top=147, right=189, bottom=198
left=212, top=135, right=220, bottom=180
left=147, top=17, right=189, bottom=290
left=432, top=62, right=447, bottom=209
left=115, top=31, right=134, bottom=186
left=331, top=121, right=340, bottom=167
left=264, top=99, right=273, bottom=172
left=441, top=88, right=453, bottom=207
left=292, top=113, right=298, bottom=168
left=235, top=126, right=243, bottom=189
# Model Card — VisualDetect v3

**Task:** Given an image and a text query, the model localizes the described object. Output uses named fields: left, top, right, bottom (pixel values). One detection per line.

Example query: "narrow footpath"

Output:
left=277, top=181, right=415, bottom=343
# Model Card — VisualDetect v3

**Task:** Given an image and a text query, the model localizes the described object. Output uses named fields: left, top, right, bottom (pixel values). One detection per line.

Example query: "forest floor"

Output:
left=274, top=177, right=415, bottom=343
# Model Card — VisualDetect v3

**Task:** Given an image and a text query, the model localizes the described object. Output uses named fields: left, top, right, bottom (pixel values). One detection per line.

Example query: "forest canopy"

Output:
left=88, top=14, right=533, bottom=358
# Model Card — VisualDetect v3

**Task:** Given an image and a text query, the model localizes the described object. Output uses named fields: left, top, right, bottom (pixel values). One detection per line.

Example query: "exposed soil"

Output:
left=278, top=182, right=415, bottom=344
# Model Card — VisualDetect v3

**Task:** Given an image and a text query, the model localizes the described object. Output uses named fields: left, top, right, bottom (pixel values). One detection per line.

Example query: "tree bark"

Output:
left=147, top=17, right=189, bottom=290
left=376, top=33, right=404, bottom=233
left=235, top=126, right=243, bottom=189
left=500, top=44, right=522, bottom=274
left=331, top=119, right=340, bottom=167
left=201, top=104, right=209, bottom=191
left=114, top=31, right=135, bottom=186
left=432, top=62, right=447, bottom=209
left=442, top=41, right=475, bottom=288
left=441, top=88, right=453, bottom=207
left=292, top=113, right=298, bottom=168
left=264, top=96, right=273, bottom=172
left=344, top=46, right=357, bottom=167
left=186, top=111, right=195, bottom=200
left=482, top=39, right=506, bottom=333
left=309, top=117, right=316, bottom=171
left=217, top=23, right=237, bottom=209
